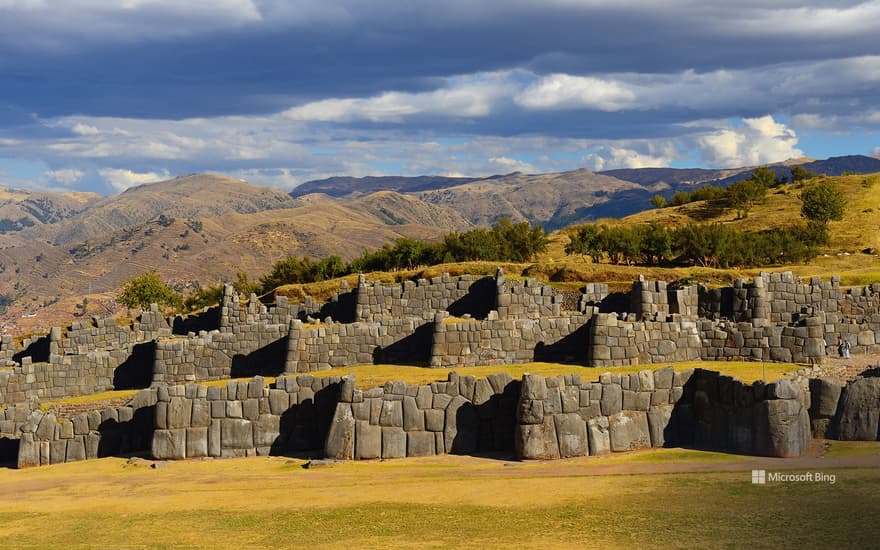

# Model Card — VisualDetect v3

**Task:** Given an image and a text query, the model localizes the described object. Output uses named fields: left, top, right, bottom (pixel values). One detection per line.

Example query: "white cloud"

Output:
left=488, top=156, right=537, bottom=173
left=98, top=168, right=169, bottom=192
left=696, top=115, right=802, bottom=168
left=584, top=144, right=679, bottom=171
left=284, top=73, right=513, bottom=122
left=516, top=74, right=637, bottom=111
left=45, top=168, right=84, bottom=185
left=71, top=123, right=100, bottom=136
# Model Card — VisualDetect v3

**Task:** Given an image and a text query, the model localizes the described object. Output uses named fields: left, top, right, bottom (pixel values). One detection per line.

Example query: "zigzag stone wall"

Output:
left=516, top=369, right=810, bottom=459
left=16, top=388, right=157, bottom=468
left=324, top=372, right=519, bottom=460
left=150, top=375, right=342, bottom=460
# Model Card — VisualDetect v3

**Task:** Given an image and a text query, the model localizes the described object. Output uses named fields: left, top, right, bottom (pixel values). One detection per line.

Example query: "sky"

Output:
left=0, top=1, right=879, bottom=195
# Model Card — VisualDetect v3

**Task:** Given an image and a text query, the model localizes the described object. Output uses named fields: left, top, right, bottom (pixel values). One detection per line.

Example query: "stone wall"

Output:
left=286, top=317, right=433, bottom=372
left=16, top=388, right=157, bottom=468
left=356, top=273, right=494, bottom=321
left=324, top=372, right=519, bottom=460
left=52, top=307, right=170, bottom=356
left=699, top=317, right=826, bottom=363
left=0, top=349, right=151, bottom=407
left=587, top=313, right=702, bottom=367
left=516, top=368, right=810, bottom=459
left=150, top=374, right=343, bottom=460
left=429, top=313, right=592, bottom=367
left=496, top=271, right=563, bottom=320
left=153, top=322, right=288, bottom=386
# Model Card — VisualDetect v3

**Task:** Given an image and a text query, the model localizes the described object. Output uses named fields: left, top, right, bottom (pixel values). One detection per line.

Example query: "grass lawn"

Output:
left=1, top=448, right=878, bottom=549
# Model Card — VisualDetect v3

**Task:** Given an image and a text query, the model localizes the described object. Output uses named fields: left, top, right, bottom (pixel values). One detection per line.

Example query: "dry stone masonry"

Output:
left=3, top=269, right=880, bottom=468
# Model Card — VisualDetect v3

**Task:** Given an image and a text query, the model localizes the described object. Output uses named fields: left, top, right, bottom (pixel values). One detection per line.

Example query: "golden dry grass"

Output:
left=306, top=360, right=798, bottom=389
left=1, top=449, right=878, bottom=548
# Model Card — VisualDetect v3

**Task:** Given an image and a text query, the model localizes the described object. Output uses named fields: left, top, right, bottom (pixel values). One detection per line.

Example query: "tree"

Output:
left=790, top=165, right=814, bottom=184
left=649, top=195, right=667, bottom=209
left=118, top=272, right=180, bottom=310
left=800, top=182, right=846, bottom=224
left=565, top=224, right=602, bottom=263
left=750, top=166, right=776, bottom=188
left=727, top=178, right=767, bottom=218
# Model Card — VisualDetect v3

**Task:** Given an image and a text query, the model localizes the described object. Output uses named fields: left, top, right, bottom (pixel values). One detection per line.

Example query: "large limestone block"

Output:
left=758, top=398, right=810, bottom=457
left=521, top=374, right=547, bottom=400
left=647, top=404, right=674, bottom=447
left=355, top=420, right=381, bottom=459
left=587, top=416, right=610, bottom=456
left=515, top=415, right=560, bottom=460
left=600, top=384, right=622, bottom=416
left=517, top=399, right=544, bottom=425
left=608, top=411, right=651, bottom=452
left=186, top=427, right=209, bottom=458
left=152, top=429, right=186, bottom=460
left=382, top=427, right=406, bottom=458
left=402, top=396, right=425, bottom=431
left=407, top=431, right=435, bottom=457
left=836, top=378, right=880, bottom=441
left=379, top=400, right=403, bottom=428
left=221, top=419, right=254, bottom=449
left=253, top=414, right=280, bottom=448
left=554, top=413, right=589, bottom=458
left=167, top=397, right=192, bottom=429
left=654, top=366, right=675, bottom=389
left=809, top=377, right=842, bottom=419
left=17, top=433, right=38, bottom=468
left=444, top=395, right=477, bottom=454
left=324, top=403, right=355, bottom=460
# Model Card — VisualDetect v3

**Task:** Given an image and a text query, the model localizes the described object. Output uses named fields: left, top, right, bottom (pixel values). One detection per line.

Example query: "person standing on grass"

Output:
left=837, top=335, right=844, bottom=357
left=844, top=338, right=851, bottom=359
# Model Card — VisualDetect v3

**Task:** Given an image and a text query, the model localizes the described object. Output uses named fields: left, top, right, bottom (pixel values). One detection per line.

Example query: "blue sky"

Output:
left=0, top=1, right=878, bottom=194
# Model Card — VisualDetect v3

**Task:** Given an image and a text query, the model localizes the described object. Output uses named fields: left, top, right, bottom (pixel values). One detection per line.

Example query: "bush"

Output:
left=800, top=182, right=846, bottom=224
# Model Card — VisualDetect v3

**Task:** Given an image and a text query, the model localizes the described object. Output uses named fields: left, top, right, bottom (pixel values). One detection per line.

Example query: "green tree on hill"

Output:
left=800, top=181, right=846, bottom=224
left=649, top=195, right=667, bottom=209
left=727, top=178, right=767, bottom=218
left=118, top=272, right=180, bottom=310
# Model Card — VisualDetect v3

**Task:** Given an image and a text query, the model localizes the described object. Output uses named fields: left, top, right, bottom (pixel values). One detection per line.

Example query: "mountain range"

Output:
left=1, top=154, right=879, bottom=329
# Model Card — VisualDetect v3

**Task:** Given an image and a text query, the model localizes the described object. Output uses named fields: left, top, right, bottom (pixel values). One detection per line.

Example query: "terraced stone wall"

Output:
left=429, top=313, right=592, bottom=367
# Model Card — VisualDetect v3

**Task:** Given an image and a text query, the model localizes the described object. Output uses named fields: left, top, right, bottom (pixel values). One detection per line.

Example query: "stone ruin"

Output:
left=2, top=269, right=880, bottom=468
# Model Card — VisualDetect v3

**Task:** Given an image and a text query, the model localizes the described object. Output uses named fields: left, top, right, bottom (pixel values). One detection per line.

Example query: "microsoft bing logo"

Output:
left=752, top=470, right=766, bottom=484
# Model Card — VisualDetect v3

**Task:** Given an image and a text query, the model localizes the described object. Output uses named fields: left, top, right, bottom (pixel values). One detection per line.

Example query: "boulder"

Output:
left=836, top=378, right=880, bottom=441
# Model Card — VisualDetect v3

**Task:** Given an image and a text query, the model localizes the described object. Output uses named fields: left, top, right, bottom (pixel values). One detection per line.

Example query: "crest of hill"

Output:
left=291, top=175, right=477, bottom=197
left=415, top=168, right=658, bottom=230
left=0, top=186, right=100, bottom=231
left=27, top=174, right=301, bottom=244
left=602, top=156, right=880, bottom=190
left=345, top=190, right=473, bottom=230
